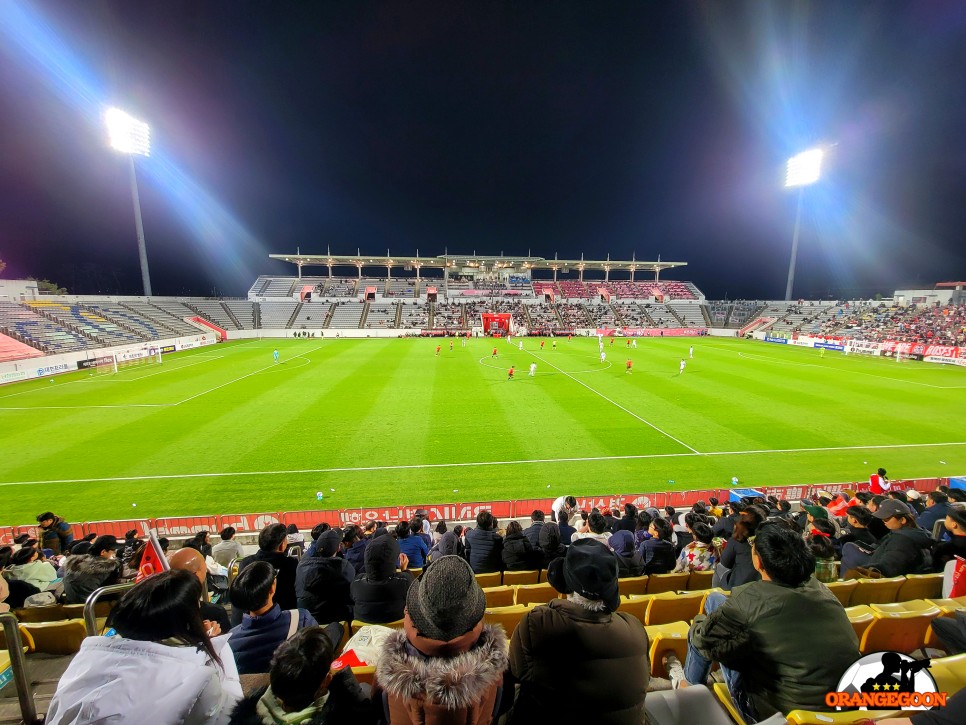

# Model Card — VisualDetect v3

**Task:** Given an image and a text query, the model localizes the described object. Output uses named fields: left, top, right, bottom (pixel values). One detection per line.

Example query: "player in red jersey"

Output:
left=435, top=344, right=441, bottom=356
left=492, top=347, right=498, bottom=358
left=540, top=340, right=545, bottom=349
left=507, top=365, right=515, bottom=381
left=626, top=359, right=633, bottom=374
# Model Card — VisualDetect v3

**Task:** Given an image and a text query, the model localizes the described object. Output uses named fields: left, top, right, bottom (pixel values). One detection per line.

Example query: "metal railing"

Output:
left=83, top=582, right=136, bottom=636
left=0, top=612, right=40, bottom=725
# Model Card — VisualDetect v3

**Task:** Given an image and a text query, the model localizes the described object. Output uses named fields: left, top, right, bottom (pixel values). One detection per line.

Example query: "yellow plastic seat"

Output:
left=896, top=573, right=944, bottom=602
left=502, top=570, right=540, bottom=586
left=349, top=618, right=404, bottom=635
left=62, top=601, right=114, bottom=620
left=407, top=568, right=423, bottom=578
left=823, top=580, right=857, bottom=607
left=474, top=572, right=502, bottom=588
left=645, top=620, right=690, bottom=677
left=12, top=605, right=67, bottom=623
left=844, top=605, right=875, bottom=642
left=19, top=619, right=87, bottom=655
left=870, top=600, right=937, bottom=614
left=928, top=653, right=966, bottom=694
left=228, top=558, right=241, bottom=585
left=645, top=591, right=706, bottom=626
left=619, top=594, right=655, bottom=624
left=646, top=572, right=690, bottom=594
left=686, top=570, right=714, bottom=591
left=859, top=606, right=940, bottom=655
left=785, top=709, right=903, bottom=724
left=926, top=596, right=966, bottom=614
left=483, top=605, right=531, bottom=638
left=514, top=582, right=559, bottom=606
left=349, top=665, right=377, bottom=686
left=618, top=575, right=649, bottom=596
left=712, top=681, right=746, bottom=725
left=850, top=577, right=905, bottom=606
left=482, top=585, right=516, bottom=608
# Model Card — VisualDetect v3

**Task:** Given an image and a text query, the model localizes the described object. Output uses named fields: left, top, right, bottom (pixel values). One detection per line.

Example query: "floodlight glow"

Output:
left=785, top=148, right=823, bottom=188
left=106, top=107, right=151, bottom=156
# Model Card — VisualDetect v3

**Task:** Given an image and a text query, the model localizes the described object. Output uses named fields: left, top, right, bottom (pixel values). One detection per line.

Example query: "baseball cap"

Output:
left=873, top=499, right=912, bottom=520
left=803, top=505, right=828, bottom=520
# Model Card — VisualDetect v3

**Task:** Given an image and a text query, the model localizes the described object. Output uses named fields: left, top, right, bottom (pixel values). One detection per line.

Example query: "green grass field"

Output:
left=2, top=336, right=964, bottom=525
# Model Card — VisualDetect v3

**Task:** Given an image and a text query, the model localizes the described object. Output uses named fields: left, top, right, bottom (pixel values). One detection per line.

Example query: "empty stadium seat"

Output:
left=928, top=653, right=966, bottom=694
left=514, top=583, right=559, bottom=606
left=646, top=572, right=690, bottom=594
left=785, top=709, right=903, bottom=724
left=860, top=606, right=940, bottom=655
left=12, top=605, right=67, bottom=623
left=474, top=572, right=502, bottom=588
left=844, top=605, right=876, bottom=642
left=645, top=591, right=706, bottom=626
left=618, top=575, right=649, bottom=596
left=896, top=573, right=944, bottom=602
left=483, top=605, right=530, bottom=637
left=349, top=665, right=377, bottom=687
left=686, top=570, right=714, bottom=591
left=502, top=570, right=540, bottom=586
left=619, top=595, right=655, bottom=624
left=482, top=585, right=515, bottom=608
left=823, top=580, right=857, bottom=607
left=850, top=577, right=904, bottom=606
left=645, top=621, right=691, bottom=678
left=712, top=682, right=747, bottom=725
left=19, top=619, right=87, bottom=655
left=926, top=596, right=966, bottom=614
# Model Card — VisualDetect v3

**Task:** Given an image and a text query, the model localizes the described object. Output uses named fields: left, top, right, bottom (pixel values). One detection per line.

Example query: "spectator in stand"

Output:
left=715, top=509, right=764, bottom=591
left=170, top=547, right=232, bottom=634
left=664, top=522, right=859, bottom=722
left=551, top=495, right=578, bottom=522
left=432, top=521, right=447, bottom=544
left=602, top=508, right=621, bottom=532
left=413, top=517, right=433, bottom=548
left=229, top=626, right=373, bottom=725
left=120, top=530, right=141, bottom=561
left=573, top=511, right=611, bottom=545
left=537, top=523, right=567, bottom=568
left=634, top=510, right=654, bottom=546
left=63, top=536, right=122, bottom=604
left=712, top=503, right=739, bottom=539
left=395, top=520, right=429, bottom=569
left=374, top=556, right=507, bottom=724
left=708, top=497, right=723, bottom=517
left=508, top=540, right=649, bottom=723
left=674, top=523, right=718, bottom=573
left=934, top=505, right=966, bottom=571
left=342, top=526, right=367, bottom=572
left=503, top=521, right=538, bottom=570
left=609, top=530, right=645, bottom=577
left=427, top=531, right=461, bottom=564
left=285, top=524, right=304, bottom=548
left=556, top=509, right=577, bottom=546
left=905, top=490, right=926, bottom=516
left=5, top=547, right=58, bottom=592
left=839, top=505, right=880, bottom=548
left=304, top=523, right=330, bottom=558
left=36, top=512, right=74, bottom=556
left=613, top=503, right=638, bottom=534
left=0, top=577, right=8, bottom=614
left=227, top=561, right=319, bottom=675
left=841, top=500, right=933, bottom=578
left=184, top=531, right=214, bottom=560
left=351, top=534, right=413, bottom=624
left=213, top=527, right=245, bottom=568
left=464, top=510, right=504, bottom=574
left=807, top=527, right=840, bottom=583
left=918, top=491, right=951, bottom=534
left=47, top=569, right=241, bottom=725
left=239, top=524, right=299, bottom=611
left=640, top=518, right=677, bottom=575
left=295, top=529, right=354, bottom=628
left=523, top=510, right=545, bottom=548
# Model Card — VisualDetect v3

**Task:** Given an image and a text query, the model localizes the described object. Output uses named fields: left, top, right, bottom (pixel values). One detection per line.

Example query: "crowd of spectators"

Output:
left=822, top=303, right=966, bottom=346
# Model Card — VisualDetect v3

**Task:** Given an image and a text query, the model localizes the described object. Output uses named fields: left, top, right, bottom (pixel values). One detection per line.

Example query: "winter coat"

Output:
left=344, top=539, right=368, bottom=573
left=228, top=668, right=374, bottom=725
left=464, top=528, right=504, bottom=574
left=427, top=532, right=463, bottom=564
left=63, top=555, right=121, bottom=604
left=917, top=502, right=950, bottom=535
left=508, top=598, right=649, bottom=724
left=350, top=536, right=414, bottom=625
left=712, top=515, right=736, bottom=539
left=934, top=535, right=966, bottom=571
left=46, top=635, right=242, bottom=725
left=865, top=526, right=934, bottom=577
left=374, top=619, right=508, bottom=725
left=502, top=533, right=537, bottom=571
left=39, top=517, right=74, bottom=556
left=612, top=515, right=637, bottom=535
left=838, top=526, right=878, bottom=549
left=690, top=577, right=859, bottom=718
left=5, top=559, right=58, bottom=592
left=228, top=605, right=317, bottom=675
left=609, top=531, right=644, bottom=578
left=397, top=535, right=429, bottom=569
left=639, top=538, right=676, bottom=575
left=556, top=521, right=577, bottom=546
left=673, top=541, right=717, bottom=573
left=212, top=540, right=245, bottom=568
left=295, top=554, right=355, bottom=625
left=718, top=538, right=760, bottom=590
left=239, top=551, right=299, bottom=612
left=523, top=522, right=544, bottom=549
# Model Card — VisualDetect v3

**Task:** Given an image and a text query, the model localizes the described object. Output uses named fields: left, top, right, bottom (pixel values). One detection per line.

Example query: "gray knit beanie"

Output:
left=406, top=555, right=486, bottom=642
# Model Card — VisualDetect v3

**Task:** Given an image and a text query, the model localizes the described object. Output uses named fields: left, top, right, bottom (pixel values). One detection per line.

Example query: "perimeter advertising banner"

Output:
left=596, top=327, right=708, bottom=337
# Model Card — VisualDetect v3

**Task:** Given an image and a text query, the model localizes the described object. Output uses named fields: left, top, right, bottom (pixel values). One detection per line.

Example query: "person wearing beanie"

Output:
left=608, top=530, right=644, bottom=577
left=374, top=555, right=507, bottom=725
left=840, top=499, right=933, bottom=578
left=536, top=523, right=566, bottom=569
left=350, top=534, right=414, bottom=624
left=507, top=540, right=649, bottom=724
left=295, top=529, right=355, bottom=628
left=426, top=531, right=461, bottom=564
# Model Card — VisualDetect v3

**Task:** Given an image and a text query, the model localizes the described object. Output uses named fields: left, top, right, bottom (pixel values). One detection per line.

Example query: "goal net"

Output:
left=91, top=346, right=163, bottom=375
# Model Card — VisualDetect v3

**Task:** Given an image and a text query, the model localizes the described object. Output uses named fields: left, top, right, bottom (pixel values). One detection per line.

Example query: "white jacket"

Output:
left=46, top=634, right=241, bottom=725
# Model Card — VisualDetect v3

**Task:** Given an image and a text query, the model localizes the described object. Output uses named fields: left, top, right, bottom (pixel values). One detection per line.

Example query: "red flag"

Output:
left=136, top=530, right=170, bottom=583
left=951, top=557, right=966, bottom=599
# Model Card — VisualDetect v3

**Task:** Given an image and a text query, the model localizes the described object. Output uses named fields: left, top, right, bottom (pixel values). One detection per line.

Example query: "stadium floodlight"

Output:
left=105, top=107, right=153, bottom=295
left=783, top=148, right=824, bottom=300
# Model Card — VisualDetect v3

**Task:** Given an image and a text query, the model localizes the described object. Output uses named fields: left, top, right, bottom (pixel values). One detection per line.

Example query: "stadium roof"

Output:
left=269, top=252, right=687, bottom=277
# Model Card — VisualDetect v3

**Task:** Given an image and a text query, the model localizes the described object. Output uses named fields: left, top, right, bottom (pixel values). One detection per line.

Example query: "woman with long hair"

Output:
left=715, top=508, right=764, bottom=590
left=47, top=570, right=241, bottom=724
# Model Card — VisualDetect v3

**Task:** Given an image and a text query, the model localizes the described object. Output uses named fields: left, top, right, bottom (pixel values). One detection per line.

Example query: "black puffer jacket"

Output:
left=502, top=533, right=537, bottom=571
left=229, top=667, right=374, bottom=725
left=63, top=555, right=121, bottom=605
left=295, top=554, right=355, bottom=624
left=350, top=535, right=413, bottom=624
left=465, top=527, right=503, bottom=573
left=866, top=526, right=934, bottom=577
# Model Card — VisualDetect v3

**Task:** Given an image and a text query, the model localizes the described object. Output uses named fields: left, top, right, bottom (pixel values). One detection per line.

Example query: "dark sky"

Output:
left=1, top=1, right=964, bottom=299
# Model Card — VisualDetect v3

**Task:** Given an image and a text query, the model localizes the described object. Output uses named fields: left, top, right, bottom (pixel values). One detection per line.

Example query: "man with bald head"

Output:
left=169, top=546, right=231, bottom=634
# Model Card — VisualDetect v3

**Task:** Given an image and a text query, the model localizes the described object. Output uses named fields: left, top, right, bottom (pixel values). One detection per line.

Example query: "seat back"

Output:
left=474, top=572, right=502, bottom=588
left=850, top=577, right=905, bottom=606
left=502, top=570, right=540, bottom=586
left=618, top=595, right=654, bottom=624
left=19, top=619, right=87, bottom=655
left=644, top=620, right=691, bottom=677
left=350, top=665, right=377, bottom=686
left=617, top=576, right=649, bottom=596
left=514, top=583, right=559, bottom=606
left=859, top=607, right=940, bottom=655
left=483, top=586, right=516, bottom=608
left=896, top=573, right=944, bottom=602
left=12, top=605, right=67, bottom=623
left=927, top=653, right=966, bottom=694
left=844, top=605, right=875, bottom=642
left=686, top=570, right=714, bottom=591
left=646, top=572, right=690, bottom=594
left=483, top=605, right=530, bottom=638
left=645, top=591, right=706, bottom=626
left=824, top=580, right=857, bottom=607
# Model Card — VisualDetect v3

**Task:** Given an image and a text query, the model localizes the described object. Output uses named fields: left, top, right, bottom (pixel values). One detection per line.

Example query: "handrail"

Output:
left=83, top=582, right=136, bottom=636
left=0, top=612, right=40, bottom=725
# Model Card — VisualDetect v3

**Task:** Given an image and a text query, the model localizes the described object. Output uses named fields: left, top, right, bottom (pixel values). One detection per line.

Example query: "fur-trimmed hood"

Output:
left=376, top=624, right=507, bottom=712
left=64, top=553, right=120, bottom=578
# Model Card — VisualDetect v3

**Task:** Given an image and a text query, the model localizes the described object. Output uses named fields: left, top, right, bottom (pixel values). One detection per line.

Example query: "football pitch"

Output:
left=2, top=336, right=965, bottom=526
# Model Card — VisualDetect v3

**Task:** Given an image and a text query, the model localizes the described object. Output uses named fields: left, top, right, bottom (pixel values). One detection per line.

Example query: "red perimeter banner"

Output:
left=596, top=327, right=707, bottom=337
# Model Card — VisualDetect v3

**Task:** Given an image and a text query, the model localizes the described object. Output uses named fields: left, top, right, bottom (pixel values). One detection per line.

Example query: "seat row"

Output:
left=473, top=569, right=711, bottom=593
left=824, top=573, right=944, bottom=607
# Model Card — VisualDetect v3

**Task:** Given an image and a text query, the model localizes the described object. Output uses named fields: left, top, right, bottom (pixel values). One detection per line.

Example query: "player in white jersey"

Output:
left=689, top=345, right=694, bottom=359
left=631, top=339, right=637, bottom=348
left=529, top=362, right=537, bottom=377
left=679, top=359, right=686, bottom=375
left=600, top=351, right=606, bottom=364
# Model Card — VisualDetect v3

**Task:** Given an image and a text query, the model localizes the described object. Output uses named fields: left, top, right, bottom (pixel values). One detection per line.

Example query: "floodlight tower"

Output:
left=783, top=148, right=824, bottom=301
left=105, top=107, right=153, bottom=296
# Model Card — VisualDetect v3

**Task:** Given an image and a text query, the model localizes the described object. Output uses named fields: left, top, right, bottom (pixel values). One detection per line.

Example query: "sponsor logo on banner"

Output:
left=1, top=370, right=27, bottom=383
left=160, top=345, right=176, bottom=354
left=36, top=363, right=71, bottom=377
left=77, top=355, right=114, bottom=370
left=764, top=336, right=788, bottom=344
left=790, top=339, right=813, bottom=347
left=815, top=342, right=845, bottom=351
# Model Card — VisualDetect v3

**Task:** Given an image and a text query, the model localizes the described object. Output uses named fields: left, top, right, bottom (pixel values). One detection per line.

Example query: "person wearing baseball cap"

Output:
left=374, top=555, right=507, bottom=724
left=506, top=539, right=649, bottom=723
left=841, top=499, right=933, bottom=578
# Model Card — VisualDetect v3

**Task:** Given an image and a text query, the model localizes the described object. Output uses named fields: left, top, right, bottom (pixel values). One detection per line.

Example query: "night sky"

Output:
left=1, top=1, right=964, bottom=300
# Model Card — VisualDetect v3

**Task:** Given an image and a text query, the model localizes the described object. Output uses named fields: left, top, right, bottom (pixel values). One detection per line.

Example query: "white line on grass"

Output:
left=84, top=355, right=225, bottom=382
left=1, top=440, right=963, bottom=488
left=530, top=351, right=701, bottom=453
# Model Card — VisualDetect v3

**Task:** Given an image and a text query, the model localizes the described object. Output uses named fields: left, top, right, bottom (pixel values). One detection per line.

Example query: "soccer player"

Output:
left=679, top=358, right=686, bottom=375
left=507, top=365, right=515, bottom=381
left=626, top=339, right=630, bottom=348
left=529, top=362, right=537, bottom=377
left=449, top=340, right=454, bottom=351
left=461, top=336, right=467, bottom=347
left=610, top=337, right=614, bottom=346
left=435, top=344, right=441, bottom=357
left=273, top=349, right=279, bottom=363
left=518, top=341, right=523, bottom=351
left=540, top=340, right=545, bottom=350
left=552, top=340, right=557, bottom=350
left=689, top=345, right=694, bottom=359
left=626, top=359, right=633, bottom=374
left=600, top=351, right=606, bottom=364
left=631, top=339, right=637, bottom=349
left=568, top=334, right=572, bottom=342
left=492, top=347, right=498, bottom=358
left=820, top=348, right=826, bottom=358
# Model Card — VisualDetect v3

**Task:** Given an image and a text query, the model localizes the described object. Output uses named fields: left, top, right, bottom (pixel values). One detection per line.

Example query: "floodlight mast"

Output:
left=105, top=107, right=153, bottom=296
left=782, top=149, right=823, bottom=301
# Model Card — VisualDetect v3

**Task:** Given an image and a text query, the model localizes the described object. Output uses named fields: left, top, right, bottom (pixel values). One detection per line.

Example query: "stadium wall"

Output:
left=0, top=476, right=949, bottom=544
